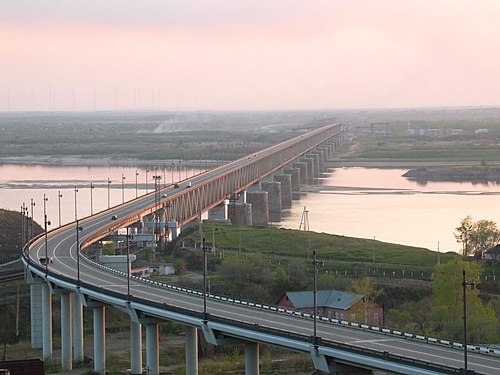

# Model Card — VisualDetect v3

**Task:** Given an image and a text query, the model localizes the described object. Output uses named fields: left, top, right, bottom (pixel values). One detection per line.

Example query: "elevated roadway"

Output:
left=23, top=123, right=499, bottom=375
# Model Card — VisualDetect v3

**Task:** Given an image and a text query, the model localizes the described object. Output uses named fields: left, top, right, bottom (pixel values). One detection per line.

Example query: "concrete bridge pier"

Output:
left=208, top=200, right=228, bottom=221
left=185, top=326, right=199, bottom=375
left=284, top=167, right=301, bottom=200
left=60, top=291, right=73, bottom=371
left=72, top=294, right=84, bottom=362
left=168, top=220, right=178, bottom=240
left=146, top=322, right=160, bottom=375
left=227, top=202, right=252, bottom=226
left=292, top=162, right=308, bottom=186
left=29, top=279, right=43, bottom=349
left=301, top=158, right=315, bottom=184
left=245, top=342, right=260, bottom=375
left=93, top=305, right=106, bottom=374
left=308, top=153, right=321, bottom=177
left=41, top=282, right=52, bottom=359
left=273, top=174, right=292, bottom=209
left=261, top=181, right=282, bottom=222
left=246, top=191, right=269, bottom=226
left=130, top=321, right=142, bottom=375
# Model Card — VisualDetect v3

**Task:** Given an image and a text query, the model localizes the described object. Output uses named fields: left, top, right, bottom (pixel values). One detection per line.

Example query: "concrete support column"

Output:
left=273, top=174, right=292, bottom=209
left=227, top=202, right=252, bottom=226
left=292, top=162, right=308, bottom=185
left=245, top=342, right=259, bottom=375
left=41, top=282, right=52, bottom=359
left=208, top=201, right=228, bottom=221
left=302, top=158, right=315, bottom=184
left=261, top=181, right=282, bottom=222
left=308, top=153, right=321, bottom=177
left=284, top=167, right=301, bottom=200
left=93, top=305, right=106, bottom=375
left=168, top=220, right=178, bottom=240
left=246, top=191, right=269, bottom=226
left=146, top=323, right=160, bottom=375
left=130, top=321, right=143, bottom=375
left=72, top=294, right=84, bottom=362
left=30, top=282, right=43, bottom=349
left=60, top=292, right=73, bottom=371
left=185, top=326, right=198, bottom=375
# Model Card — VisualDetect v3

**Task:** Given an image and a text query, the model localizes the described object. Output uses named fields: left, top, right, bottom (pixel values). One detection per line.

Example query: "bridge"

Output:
left=22, top=123, right=499, bottom=375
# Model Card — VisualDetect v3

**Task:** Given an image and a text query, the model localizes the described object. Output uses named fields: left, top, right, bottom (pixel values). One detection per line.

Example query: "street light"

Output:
left=135, top=170, right=139, bottom=198
left=90, top=182, right=94, bottom=215
left=122, top=174, right=126, bottom=203
left=126, top=226, right=131, bottom=301
left=462, top=270, right=476, bottom=373
left=76, top=219, right=83, bottom=286
left=30, top=198, right=36, bottom=240
left=74, top=185, right=79, bottom=221
left=43, top=194, right=51, bottom=275
left=163, top=163, right=166, bottom=187
left=57, top=191, right=63, bottom=226
left=107, top=178, right=111, bottom=208
left=312, top=250, right=324, bottom=346
left=202, top=236, right=209, bottom=321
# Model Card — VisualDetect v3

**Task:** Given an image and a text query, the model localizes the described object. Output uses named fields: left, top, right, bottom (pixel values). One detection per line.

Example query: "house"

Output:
left=277, top=290, right=383, bottom=326
left=483, top=244, right=500, bottom=262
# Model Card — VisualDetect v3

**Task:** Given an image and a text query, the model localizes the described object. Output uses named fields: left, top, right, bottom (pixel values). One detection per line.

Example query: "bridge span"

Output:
left=23, top=123, right=499, bottom=375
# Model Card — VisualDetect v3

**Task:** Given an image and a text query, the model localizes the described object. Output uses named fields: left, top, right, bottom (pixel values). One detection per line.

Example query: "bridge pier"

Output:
left=130, top=321, right=143, bottom=375
left=245, top=342, right=260, bottom=375
left=228, top=202, right=252, bottom=225
left=185, top=326, right=198, bottom=375
left=41, top=282, right=52, bottom=359
left=146, top=322, right=160, bottom=375
left=246, top=191, right=269, bottom=226
left=60, top=292, right=73, bottom=371
left=273, top=174, right=292, bottom=209
left=284, top=167, right=301, bottom=200
left=302, top=158, right=315, bottom=184
left=261, top=181, right=281, bottom=222
left=72, top=293, right=84, bottom=362
left=29, top=280, right=43, bottom=349
left=93, top=305, right=106, bottom=375
left=168, top=220, right=178, bottom=240
left=208, top=201, right=228, bottom=221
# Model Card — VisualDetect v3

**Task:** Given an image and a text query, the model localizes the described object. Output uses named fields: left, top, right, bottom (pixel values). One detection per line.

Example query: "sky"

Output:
left=1, top=0, right=500, bottom=111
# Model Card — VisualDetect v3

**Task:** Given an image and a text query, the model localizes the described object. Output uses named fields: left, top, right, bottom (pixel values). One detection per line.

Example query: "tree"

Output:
left=349, top=277, right=382, bottom=325
left=454, top=216, right=500, bottom=258
left=469, top=220, right=500, bottom=258
left=432, top=258, right=498, bottom=343
left=454, top=216, right=474, bottom=257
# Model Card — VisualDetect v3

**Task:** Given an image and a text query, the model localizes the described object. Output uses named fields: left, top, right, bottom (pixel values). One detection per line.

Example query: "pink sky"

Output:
left=1, top=1, right=500, bottom=111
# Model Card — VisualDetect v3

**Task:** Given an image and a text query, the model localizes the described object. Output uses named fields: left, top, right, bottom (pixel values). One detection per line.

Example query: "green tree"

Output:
left=469, top=219, right=500, bottom=258
left=432, top=259, right=498, bottom=343
left=454, top=216, right=474, bottom=257
left=349, top=277, right=381, bottom=324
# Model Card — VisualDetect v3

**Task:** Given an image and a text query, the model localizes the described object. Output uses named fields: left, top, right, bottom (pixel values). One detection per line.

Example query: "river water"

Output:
left=1, top=164, right=499, bottom=253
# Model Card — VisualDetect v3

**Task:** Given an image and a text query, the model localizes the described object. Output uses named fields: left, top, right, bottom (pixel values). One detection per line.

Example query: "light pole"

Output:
left=74, top=185, right=79, bottom=221
left=21, top=204, right=26, bottom=248
left=145, top=169, right=149, bottom=193
left=462, top=270, right=476, bottom=373
left=76, top=220, right=83, bottom=286
left=121, top=174, right=126, bottom=203
left=153, top=173, right=162, bottom=251
left=107, top=178, right=111, bottom=208
left=163, top=163, right=166, bottom=187
left=43, top=194, right=50, bottom=275
left=312, top=250, right=323, bottom=346
left=135, top=170, right=139, bottom=198
left=58, top=191, right=62, bottom=226
left=30, top=198, right=36, bottom=240
left=126, top=226, right=131, bottom=301
left=90, top=182, right=94, bottom=215
left=202, top=236, right=209, bottom=320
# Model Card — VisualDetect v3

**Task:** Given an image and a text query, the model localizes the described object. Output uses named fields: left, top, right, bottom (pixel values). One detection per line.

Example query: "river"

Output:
left=1, top=164, right=499, bottom=252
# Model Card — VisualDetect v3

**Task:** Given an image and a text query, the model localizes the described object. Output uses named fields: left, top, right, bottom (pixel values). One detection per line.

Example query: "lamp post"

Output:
left=107, top=178, right=111, bottom=208
left=90, top=182, right=94, bottom=215
left=462, top=270, right=476, bottom=373
left=74, top=185, right=79, bottom=221
left=202, top=237, right=209, bottom=321
left=30, top=198, right=36, bottom=240
left=58, top=191, right=62, bottom=226
left=153, top=173, right=162, bottom=251
left=135, top=170, right=139, bottom=198
left=76, top=220, right=83, bottom=286
left=163, top=163, right=166, bottom=187
left=145, top=169, right=149, bottom=193
left=312, top=250, right=323, bottom=346
left=121, top=174, right=126, bottom=203
left=126, top=226, right=131, bottom=301
left=21, top=204, right=26, bottom=248
left=43, top=194, right=50, bottom=275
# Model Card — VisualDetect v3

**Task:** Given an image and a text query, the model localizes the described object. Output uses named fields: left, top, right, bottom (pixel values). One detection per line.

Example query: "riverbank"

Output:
left=402, top=165, right=500, bottom=182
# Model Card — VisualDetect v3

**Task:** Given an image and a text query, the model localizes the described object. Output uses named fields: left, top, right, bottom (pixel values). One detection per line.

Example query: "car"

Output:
left=161, top=194, right=168, bottom=198
left=173, top=183, right=179, bottom=188
left=111, top=215, right=118, bottom=220
left=39, top=256, right=52, bottom=264
left=186, top=182, right=192, bottom=188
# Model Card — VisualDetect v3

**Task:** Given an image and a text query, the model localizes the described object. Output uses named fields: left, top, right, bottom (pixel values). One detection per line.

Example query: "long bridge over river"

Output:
left=22, top=123, right=499, bottom=375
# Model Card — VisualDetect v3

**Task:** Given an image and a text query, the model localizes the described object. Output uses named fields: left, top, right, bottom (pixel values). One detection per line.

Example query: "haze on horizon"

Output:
left=2, top=0, right=500, bottom=112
